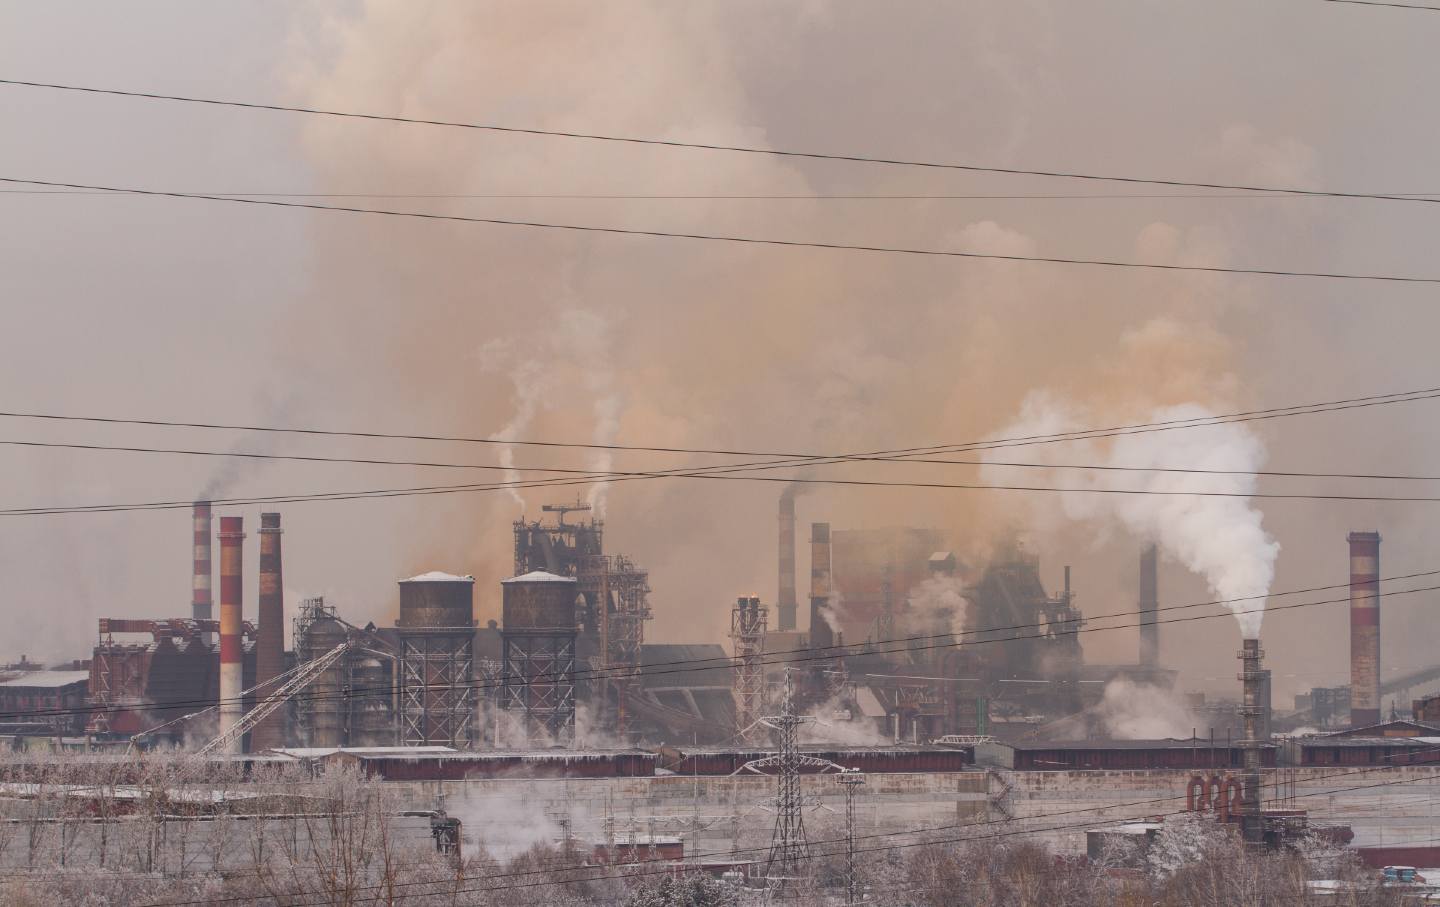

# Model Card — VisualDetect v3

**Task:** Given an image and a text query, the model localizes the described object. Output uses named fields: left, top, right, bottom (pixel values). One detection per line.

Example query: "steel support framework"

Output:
left=730, top=596, right=768, bottom=742
left=579, top=554, right=651, bottom=735
left=501, top=632, right=577, bottom=745
left=400, top=632, right=475, bottom=747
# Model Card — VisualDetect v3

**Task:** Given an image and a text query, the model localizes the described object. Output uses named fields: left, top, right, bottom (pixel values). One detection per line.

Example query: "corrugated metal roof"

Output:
left=0, top=671, right=89, bottom=689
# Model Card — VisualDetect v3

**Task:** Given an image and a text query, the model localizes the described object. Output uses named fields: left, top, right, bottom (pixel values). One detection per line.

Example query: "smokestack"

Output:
left=809, top=522, right=834, bottom=650
left=217, top=515, right=245, bottom=752
left=777, top=490, right=797, bottom=631
left=1138, top=544, right=1159, bottom=668
left=192, top=502, right=213, bottom=627
left=1238, top=637, right=1267, bottom=844
left=252, top=512, right=285, bottom=750
left=1349, top=531, right=1382, bottom=728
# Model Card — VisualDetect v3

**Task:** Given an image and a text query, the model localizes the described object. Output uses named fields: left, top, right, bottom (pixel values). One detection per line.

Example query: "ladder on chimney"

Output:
left=196, top=642, right=350, bottom=756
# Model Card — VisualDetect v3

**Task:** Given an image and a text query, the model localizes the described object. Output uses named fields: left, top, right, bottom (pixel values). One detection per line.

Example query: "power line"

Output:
left=4, top=382, right=1434, bottom=462
left=9, top=572, right=1438, bottom=724
left=13, top=434, right=1440, bottom=487
left=7, top=189, right=1440, bottom=201
left=3, top=78, right=1438, bottom=207
left=3, top=384, right=1440, bottom=517
left=13, top=436, right=1440, bottom=509
left=3, top=176, right=1436, bottom=285
left=1321, top=0, right=1440, bottom=10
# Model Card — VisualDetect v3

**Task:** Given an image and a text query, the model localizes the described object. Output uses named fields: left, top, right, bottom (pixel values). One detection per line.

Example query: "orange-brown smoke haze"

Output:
left=276, top=2, right=1293, bottom=662
left=6, top=2, right=1440, bottom=703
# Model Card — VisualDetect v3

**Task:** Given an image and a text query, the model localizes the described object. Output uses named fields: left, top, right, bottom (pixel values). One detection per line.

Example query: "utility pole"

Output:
left=837, top=769, right=866, bottom=904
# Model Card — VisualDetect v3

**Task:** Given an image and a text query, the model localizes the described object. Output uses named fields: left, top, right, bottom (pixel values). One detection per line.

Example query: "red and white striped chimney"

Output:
left=192, top=502, right=213, bottom=623
left=1349, top=531, right=1382, bottom=728
left=217, top=515, right=246, bottom=750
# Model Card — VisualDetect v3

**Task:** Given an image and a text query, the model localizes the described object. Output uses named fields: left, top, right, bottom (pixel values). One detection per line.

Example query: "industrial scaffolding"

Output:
left=512, top=503, right=653, bottom=736
left=400, top=632, right=475, bottom=747
left=730, top=596, right=768, bottom=742
left=582, top=553, right=652, bottom=734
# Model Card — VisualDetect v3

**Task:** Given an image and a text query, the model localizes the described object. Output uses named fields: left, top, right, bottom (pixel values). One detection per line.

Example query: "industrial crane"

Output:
left=124, top=641, right=352, bottom=755
left=196, top=642, right=350, bottom=756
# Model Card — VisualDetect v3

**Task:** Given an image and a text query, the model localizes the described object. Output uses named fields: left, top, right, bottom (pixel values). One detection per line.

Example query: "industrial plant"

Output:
left=3, top=488, right=1439, bottom=903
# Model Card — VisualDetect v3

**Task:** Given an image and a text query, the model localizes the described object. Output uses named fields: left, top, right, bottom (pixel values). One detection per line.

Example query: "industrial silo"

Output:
left=397, top=572, right=477, bottom=747
left=500, top=571, right=578, bottom=745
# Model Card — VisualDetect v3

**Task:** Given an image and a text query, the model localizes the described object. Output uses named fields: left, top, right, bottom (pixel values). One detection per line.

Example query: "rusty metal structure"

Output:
left=252, top=512, right=286, bottom=750
left=294, top=598, right=349, bottom=747
left=217, top=516, right=245, bottom=752
left=291, top=596, right=398, bottom=748
left=1349, top=531, right=1382, bottom=727
left=808, top=523, right=835, bottom=653
left=830, top=526, right=947, bottom=644
left=501, top=571, right=578, bottom=744
left=86, top=617, right=255, bottom=737
left=965, top=544, right=1084, bottom=694
left=1238, top=638, right=1267, bottom=844
left=513, top=502, right=652, bottom=734
left=397, top=573, right=476, bottom=747
left=730, top=596, right=767, bottom=741
left=777, top=488, right=798, bottom=632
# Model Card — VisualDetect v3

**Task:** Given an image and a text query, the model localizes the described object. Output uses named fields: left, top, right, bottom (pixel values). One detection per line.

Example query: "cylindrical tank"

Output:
left=501, top=571, right=579, bottom=631
left=303, top=615, right=348, bottom=748
left=398, top=572, right=476, bottom=629
left=348, top=655, right=394, bottom=746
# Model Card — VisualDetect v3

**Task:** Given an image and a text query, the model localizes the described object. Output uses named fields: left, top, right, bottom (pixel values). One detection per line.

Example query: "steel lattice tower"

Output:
left=730, top=596, right=767, bottom=742
left=765, top=671, right=808, bottom=895
left=837, top=770, right=866, bottom=904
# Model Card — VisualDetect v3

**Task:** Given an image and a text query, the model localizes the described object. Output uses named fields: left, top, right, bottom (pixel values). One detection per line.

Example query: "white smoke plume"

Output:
left=477, top=342, right=550, bottom=511
left=981, top=392, right=1279, bottom=638
left=902, top=574, right=968, bottom=639
left=799, top=691, right=891, bottom=746
left=1099, top=678, right=1200, bottom=740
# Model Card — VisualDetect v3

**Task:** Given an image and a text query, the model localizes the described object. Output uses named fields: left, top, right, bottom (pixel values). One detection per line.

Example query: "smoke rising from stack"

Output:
left=981, top=393, right=1279, bottom=639
left=191, top=502, right=212, bottom=624
left=101, top=1, right=1345, bottom=688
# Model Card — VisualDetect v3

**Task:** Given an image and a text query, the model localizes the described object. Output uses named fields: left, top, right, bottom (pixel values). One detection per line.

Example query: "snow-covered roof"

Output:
left=502, top=571, right=577, bottom=584
left=401, top=572, right=474, bottom=584
left=0, top=671, right=89, bottom=689
left=267, top=746, right=458, bottom=758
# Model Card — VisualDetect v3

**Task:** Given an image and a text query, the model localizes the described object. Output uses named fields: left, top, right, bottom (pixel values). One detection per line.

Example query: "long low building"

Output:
left=658, top=744, right=973, bottom=776
left=269, top=747, right=659, bottom=780
left=976, top=738, right=1279, bottom=771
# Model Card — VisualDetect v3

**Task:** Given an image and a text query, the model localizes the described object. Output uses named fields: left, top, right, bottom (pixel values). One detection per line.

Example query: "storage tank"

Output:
left=300, top=613, right=348, bottom=748
left=501, top=571, right=578, bottom=630
left=349, top=655, right=395, bottom=746
left=398, top=572, right=475, bottom=629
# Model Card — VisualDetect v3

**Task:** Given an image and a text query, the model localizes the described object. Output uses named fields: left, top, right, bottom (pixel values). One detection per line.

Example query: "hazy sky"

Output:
left=2, top=1, right=1438, bottom=704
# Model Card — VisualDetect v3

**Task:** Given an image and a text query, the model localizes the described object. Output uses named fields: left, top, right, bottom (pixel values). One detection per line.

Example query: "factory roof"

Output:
left=502, top=571, right=576, bottom=584
left=989, top=737, right=1277, bottom=751
left=401, top=572, right=474, bottom=584
left=1294, top=736, right=1440, bottom=748
left=267, top=746, right=459, bottom=758
left=670, top=744, right=963, bottom=756
left=0, top=671, right=89, bottom=689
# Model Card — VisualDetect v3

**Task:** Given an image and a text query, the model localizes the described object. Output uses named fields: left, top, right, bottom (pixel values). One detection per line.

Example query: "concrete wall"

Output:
left=389, top=771, right=990, bottom=862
